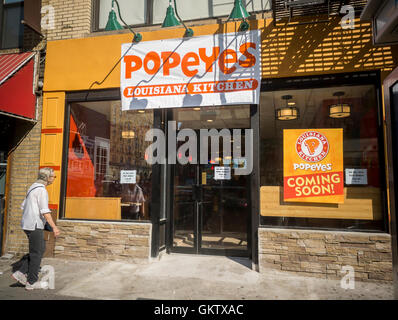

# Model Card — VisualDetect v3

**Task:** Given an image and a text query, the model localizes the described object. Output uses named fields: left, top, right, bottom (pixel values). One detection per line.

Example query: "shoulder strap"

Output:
left=25, top=186, right=45, bottom=199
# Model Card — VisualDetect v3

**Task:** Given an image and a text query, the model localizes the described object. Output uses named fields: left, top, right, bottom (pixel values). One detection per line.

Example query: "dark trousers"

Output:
left=17, top=228, right=46, bottom=284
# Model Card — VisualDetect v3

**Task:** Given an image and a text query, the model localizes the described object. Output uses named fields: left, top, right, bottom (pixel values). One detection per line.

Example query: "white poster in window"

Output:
left=121, top=31, right=261, bottom=110
left=214, top=167, right=231, bottom=180
left=120, top=170, right=137, bottom=184
left=345, top=169, right=368, bottom=185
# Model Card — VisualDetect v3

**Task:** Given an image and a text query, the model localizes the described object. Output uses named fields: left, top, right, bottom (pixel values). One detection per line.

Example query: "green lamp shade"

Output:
left=105, top=10, right=123, bottom=31
left=162, top=5, right=181, bottom=28
left=229, top=0, right=249, bottom=20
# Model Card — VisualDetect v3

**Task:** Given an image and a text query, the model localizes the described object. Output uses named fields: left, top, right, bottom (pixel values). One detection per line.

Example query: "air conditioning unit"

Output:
left=285, top=0, right=326, bottom=8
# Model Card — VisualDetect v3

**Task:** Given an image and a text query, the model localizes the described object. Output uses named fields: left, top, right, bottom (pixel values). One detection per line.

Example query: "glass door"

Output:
left=170, top=106, right=251, bottom=256
left=200, top=132, right=249, bottom=254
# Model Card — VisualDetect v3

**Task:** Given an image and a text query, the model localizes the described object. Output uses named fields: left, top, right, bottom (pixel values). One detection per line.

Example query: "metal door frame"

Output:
left=383, top=67, right=398, bottom=298
left=166, top=106, right=258, bottom=258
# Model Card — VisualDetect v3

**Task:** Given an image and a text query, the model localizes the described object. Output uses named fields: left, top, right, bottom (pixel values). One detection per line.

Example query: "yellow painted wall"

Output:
left=43, top=16, right=398, bottom=93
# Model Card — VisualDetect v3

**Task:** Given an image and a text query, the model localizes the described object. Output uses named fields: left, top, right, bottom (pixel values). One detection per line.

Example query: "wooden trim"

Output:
left=39, top=165, right=60, bottom=171
left=383, top=66, right=398, bottom=296
left=91, top=0, right=99, bottom=33
left=250, top=103, right=260, bottom=269
left=41, top=128, right=63, bottom=134
left=66, top=88, right=120, bottom=102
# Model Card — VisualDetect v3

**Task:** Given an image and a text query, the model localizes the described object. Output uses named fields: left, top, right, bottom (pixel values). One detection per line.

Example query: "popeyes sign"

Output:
left=120, top=31, right=261, bottom=110
left=283, top=129, right=344, bottom=204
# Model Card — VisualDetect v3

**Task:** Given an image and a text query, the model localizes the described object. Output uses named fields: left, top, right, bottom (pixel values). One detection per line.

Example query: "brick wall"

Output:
left=54, top=220, right=152, bottom=262
left=4, top=95, right=43, bottom=256
left=0, top=9, right=46, bottom=258
left=41, top=0, right=92, bottom=41
left=258, top=228, right=393, bottom=282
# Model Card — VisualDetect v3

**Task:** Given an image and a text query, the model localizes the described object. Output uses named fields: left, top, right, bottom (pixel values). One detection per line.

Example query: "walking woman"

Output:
left=12, top=167, right=60, bottom=290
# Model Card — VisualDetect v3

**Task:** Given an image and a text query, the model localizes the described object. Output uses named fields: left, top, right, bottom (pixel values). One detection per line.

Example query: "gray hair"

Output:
left=36, top=167, right=54, bottom=184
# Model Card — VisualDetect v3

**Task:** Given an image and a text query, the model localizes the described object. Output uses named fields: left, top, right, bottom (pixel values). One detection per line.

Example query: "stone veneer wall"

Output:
left=258, top=228, right=392, bottom=282
left=54, top=220, right=152, bottom=262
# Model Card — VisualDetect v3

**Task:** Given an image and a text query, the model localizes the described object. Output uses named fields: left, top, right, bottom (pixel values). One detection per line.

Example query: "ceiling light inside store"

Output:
left=276, top=95, right=299, bottom=120
left=329, top=92, right=351, bottom=118
left=122, top=130, right=135, bottom=139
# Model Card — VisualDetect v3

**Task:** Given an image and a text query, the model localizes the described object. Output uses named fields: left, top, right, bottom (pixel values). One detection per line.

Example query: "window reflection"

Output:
left=260, top=84, right=385, bottom=230
left=65, top=100, right=153, bottom=221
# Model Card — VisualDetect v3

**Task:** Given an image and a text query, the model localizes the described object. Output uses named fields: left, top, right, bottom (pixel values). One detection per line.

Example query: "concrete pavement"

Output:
left=0, top=253, right=395, bottom=300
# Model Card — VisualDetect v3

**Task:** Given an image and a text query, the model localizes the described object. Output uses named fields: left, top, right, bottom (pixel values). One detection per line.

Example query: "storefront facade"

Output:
left=3, top=1, right=398, bottom=282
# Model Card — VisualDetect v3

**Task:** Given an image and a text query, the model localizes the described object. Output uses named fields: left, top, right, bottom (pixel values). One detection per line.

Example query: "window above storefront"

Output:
left=92, top=0, right=271, bottom=31
left=0, top=0, right=24, bottom=49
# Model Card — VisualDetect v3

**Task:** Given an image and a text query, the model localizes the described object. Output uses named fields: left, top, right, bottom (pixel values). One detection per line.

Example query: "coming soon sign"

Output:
left=120, top=31, right=261, bottom=110
left=283, top=129, right=344, bottom=204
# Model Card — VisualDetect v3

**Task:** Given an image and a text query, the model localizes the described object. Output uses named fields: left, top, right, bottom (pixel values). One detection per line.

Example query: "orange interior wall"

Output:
left=66, top=115, right=96, bottom=197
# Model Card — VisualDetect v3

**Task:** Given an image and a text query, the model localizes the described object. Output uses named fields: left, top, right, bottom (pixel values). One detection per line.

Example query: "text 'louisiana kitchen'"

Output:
left=123, top=43, right=258, bottom=98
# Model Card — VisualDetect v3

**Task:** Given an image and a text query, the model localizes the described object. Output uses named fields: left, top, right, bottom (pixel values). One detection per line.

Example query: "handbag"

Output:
left=44, top=222, right=53, bottom=232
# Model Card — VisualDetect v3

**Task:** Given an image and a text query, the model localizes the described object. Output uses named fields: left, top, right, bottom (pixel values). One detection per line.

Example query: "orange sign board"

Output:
left=283, top=129, right=344, bottom=204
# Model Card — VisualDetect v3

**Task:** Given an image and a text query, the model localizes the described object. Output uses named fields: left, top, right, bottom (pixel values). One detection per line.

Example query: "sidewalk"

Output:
left=0, top=253, right=395, bottom=300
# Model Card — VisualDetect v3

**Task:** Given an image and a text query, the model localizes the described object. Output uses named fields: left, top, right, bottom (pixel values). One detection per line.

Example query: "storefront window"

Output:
left=94, top=0, right=271, bottom=30
left=64, top=100, right=154, bottom=221
left=260, top=81, right=386, bottom=231
left=1, top=0, right=24, bottom=49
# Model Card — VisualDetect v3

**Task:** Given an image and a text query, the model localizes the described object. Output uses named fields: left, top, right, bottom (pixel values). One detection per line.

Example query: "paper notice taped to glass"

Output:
left=214, top=167, right=231, bottom=180
left=120, top=170, right=137, bottom=184
left=345, top=168, right=367, bottom=185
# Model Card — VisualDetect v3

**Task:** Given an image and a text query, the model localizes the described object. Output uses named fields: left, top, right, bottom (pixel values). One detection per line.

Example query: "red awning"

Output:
left=0, top=52, right=36, bottom=120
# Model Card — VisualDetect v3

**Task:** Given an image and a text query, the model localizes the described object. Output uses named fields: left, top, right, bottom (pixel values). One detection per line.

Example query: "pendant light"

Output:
left=276, top=95, right=299, bottom=121
left=105, top=0, right=142, bottom=42
left=162, top=0, right=181, bottom=27
left=227, top=0, right=250, bottom=32
left=105, top=0, right=123, bottom=31
left=162, top=0, right=194, bottom=37
left=122, top=121, right=135, bottom=139
left=329, top=92, right=351, bottom=118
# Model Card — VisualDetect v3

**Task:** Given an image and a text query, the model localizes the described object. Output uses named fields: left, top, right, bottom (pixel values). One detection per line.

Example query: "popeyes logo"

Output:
left=124, top=43, right=257, bottom=79
left=296, top=131, right=329, bottom=163
left=284, top=128, right=344, bottom=204
left=120, top=31, right=261, bottom=110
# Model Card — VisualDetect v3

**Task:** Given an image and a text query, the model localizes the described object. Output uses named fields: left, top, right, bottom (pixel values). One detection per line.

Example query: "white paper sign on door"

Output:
left=214, top=167, right=231, bottom=180
left=120, top=170, right=137, bottom=184
left=345, top=169, right=367, bottom=185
